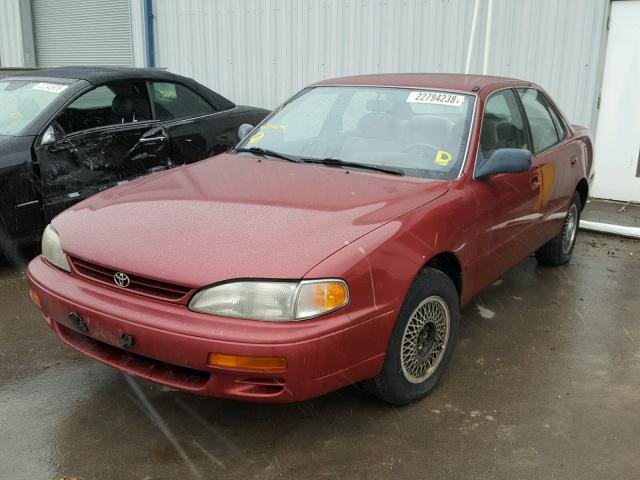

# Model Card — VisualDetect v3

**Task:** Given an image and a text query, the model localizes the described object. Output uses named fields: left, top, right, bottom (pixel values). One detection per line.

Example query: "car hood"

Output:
left=54, top=153, right=449, bottom=287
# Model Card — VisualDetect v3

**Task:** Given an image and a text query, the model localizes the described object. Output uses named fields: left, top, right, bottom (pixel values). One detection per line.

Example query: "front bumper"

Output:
left=27, top=256, right=395, bottom=402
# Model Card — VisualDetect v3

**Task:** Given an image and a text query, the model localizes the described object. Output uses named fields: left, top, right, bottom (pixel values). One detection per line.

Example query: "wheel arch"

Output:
left=420, top=252, right=463, bottom=299
left=576, top=178, right=589, bottom=210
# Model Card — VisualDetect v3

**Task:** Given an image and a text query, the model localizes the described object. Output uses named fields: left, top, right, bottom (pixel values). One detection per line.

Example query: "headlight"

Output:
left=189, top=279, right=349, bottom=321
left=41, top=224, right=70, bottom=272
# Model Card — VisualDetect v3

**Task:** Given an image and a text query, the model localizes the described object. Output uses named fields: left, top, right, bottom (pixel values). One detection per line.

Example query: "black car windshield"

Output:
left=237, top=86, right=475, bottom=179
left=0, top=79, right=69, bottom=135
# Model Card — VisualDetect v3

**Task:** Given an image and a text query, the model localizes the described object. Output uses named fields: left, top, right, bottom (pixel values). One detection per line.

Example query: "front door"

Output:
left=34, top=79, right=174, bottom=220
left=36, top=122, right=172, bottom=220
left=468, top=88, right=542, bottom=294
left=592, top=0, right=640, bottom=202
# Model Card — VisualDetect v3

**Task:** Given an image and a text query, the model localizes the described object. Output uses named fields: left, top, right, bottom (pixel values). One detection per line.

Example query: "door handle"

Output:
left=570, top=156, right=577, bottom=167
left=139, top=136, right=167, bottom=144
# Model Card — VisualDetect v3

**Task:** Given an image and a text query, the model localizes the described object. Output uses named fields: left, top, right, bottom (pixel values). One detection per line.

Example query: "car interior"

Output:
left=335, top=96, right=469, bottom=174
left=56, top=81, right=152, bottom=136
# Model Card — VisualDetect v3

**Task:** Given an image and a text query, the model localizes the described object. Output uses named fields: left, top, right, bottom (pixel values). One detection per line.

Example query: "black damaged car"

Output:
left=0, top=67, right=269, bottom=261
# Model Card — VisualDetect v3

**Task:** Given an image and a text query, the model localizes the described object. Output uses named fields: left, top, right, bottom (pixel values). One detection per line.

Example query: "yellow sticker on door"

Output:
left=435, top=150, right=453, bottom=166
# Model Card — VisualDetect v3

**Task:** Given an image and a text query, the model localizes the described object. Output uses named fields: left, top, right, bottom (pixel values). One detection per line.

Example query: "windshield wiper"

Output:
left=234, top=147, right=303, bottom=163
left=304, top=157, right=404, bottom=176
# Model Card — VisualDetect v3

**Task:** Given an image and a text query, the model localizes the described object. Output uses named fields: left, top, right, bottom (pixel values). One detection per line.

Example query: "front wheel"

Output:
left=364, top=268, right=460, bottom=405
left=535, top=191, right=582, bottom=266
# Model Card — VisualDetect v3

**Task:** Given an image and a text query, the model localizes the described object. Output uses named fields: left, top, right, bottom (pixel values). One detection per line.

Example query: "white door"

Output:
left=592, top=0, right=640, bottom=202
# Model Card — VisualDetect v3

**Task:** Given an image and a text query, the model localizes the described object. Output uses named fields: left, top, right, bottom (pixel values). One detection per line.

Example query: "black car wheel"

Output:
left=535, top=191, right=582, bottom=266
left=365, top=267, right=460, bottom=405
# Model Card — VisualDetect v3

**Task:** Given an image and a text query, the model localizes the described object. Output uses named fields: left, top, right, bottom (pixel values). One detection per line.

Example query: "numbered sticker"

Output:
left=32, top=82, right=68, bottom=94
left=407, top=91, right=465, bottom=107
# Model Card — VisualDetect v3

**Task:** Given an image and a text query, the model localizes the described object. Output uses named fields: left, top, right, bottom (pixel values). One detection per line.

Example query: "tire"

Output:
left=365, top=267, right=460, bottom=405
left=535, top=191, right=582, bottom=266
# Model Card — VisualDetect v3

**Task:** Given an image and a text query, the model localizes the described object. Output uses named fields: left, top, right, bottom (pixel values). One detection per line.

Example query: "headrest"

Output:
left=366, top=99, right=396, bottom=113
left=112, top=95, right=135, bottom=117
left=355, top=113, right=398, bottom=140
left=132, top=97, right=151, bottom=120
left=480, top=118, right=499, bottom=149
left=406, top=115, right=451, bottom=132
left=496, top=122, right=513, bottom=140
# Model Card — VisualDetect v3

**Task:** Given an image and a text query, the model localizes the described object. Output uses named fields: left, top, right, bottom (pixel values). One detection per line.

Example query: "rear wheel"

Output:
left=365, top=268, right=460, bottom=405
left=535, top=191, right=581, bottom=266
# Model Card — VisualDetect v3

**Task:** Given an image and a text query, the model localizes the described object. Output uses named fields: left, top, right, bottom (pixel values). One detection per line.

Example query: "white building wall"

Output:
left=152, top=0, right=609, bottom=130
left=0, top=0, right=28, bottom=67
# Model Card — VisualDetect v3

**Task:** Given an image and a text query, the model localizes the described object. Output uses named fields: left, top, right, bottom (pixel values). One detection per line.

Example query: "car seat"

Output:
left=111, top=95, right=135, bottom=124
left=402, top=115, right=452, bottom=148
left=340, top=99, right=401, bottom=156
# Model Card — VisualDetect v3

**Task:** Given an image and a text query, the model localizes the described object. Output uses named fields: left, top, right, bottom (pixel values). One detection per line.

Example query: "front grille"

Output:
left=69, top=256, right=192, bottom=302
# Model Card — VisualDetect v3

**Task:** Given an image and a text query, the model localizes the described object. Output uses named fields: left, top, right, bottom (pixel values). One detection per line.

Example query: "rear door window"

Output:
left=516, top=88, right=561, bottom=154
left=57, top=80, right=152, bottom=135
left=151, top=82, right=216, bottom=121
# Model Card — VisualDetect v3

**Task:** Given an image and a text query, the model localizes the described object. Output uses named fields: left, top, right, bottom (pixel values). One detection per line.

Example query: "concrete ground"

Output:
left=1, top=232, right=638, bottom=480
left=583, top=198, right=640, bottom=228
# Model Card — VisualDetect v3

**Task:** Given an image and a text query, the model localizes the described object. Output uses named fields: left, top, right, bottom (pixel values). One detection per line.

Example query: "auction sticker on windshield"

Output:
left=406, top=91, right=465, bottom=106
left=32, top=82, right=68, bottom=94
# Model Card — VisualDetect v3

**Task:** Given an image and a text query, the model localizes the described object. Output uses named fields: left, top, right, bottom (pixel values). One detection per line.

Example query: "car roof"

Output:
left=312, top=73, right=532, bottom=93
left=5, top=66, right=190, bottom=85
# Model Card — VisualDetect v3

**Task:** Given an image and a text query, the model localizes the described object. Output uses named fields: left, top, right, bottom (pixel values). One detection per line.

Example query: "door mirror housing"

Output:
left=475, top=148, right=532, bottom=179
left=40, top=125, right=57, bottom=146
left=238, top=123, right=255, bottom=141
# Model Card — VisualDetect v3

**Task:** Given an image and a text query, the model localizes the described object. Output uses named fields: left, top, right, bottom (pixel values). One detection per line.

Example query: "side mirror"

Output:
left=40, top=125, right=57, bottom=146
left=475, top=148, right=532, bottom=179
left=238, top=123, right=255, bottom=141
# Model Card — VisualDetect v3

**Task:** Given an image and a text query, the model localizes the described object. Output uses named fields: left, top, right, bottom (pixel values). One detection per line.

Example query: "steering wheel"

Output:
left=403, top=142, right=440, bottom=158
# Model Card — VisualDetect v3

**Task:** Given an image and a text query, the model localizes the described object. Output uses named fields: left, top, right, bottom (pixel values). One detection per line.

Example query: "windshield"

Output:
left=0, top=79, right=69, bottom=135
left=237, top=86, right=475, bottom=179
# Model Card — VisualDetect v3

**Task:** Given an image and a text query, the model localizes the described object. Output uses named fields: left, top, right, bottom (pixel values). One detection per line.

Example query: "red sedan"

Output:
left=27, top=74, right=594, bottom=405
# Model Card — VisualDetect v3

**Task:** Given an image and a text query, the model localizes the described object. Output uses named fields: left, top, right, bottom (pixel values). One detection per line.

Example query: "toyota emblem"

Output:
left=114, top=272, right=130, bottom=288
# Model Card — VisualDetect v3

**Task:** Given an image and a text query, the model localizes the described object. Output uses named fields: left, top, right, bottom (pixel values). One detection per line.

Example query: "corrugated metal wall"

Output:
left=153, top=0, right=609, bottom=130
left=0, top=0, right=26, bottom=67
left=32, top=0, right=134, bottom=67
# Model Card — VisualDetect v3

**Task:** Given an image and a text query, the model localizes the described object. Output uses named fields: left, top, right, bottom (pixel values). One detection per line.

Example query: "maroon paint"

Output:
left=27, top=74, right=593, bottom=402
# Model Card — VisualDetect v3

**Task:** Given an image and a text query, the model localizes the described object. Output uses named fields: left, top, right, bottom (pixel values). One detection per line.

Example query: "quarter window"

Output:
left=479, top=89, right=528, bottom=161
left=151, top=82, right=216, bottom=120
left=517, top=88, right=561, bottom=153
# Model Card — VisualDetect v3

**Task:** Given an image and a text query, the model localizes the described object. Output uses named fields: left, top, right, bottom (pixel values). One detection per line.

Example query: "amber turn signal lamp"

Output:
left=311, top=282, right=348, bottom=310
left=30, top=289, right=42, bottom=308
left=207, top=353, right=287, bottom=371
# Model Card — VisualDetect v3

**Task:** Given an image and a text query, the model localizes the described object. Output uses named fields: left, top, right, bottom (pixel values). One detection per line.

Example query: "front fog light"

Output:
left=41, top=224, right=71, bottom=272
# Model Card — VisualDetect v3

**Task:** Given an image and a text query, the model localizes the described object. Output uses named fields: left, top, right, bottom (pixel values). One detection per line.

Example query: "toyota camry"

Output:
left=27, top=74, right=594, bottom=405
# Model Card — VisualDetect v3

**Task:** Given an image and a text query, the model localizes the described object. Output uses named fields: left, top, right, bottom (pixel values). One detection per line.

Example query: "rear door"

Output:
left=149, top=81, right=236, bottom=163
left=516, top=88, right=576, bottom=241
left=35, top=80, right=173, bottom=220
